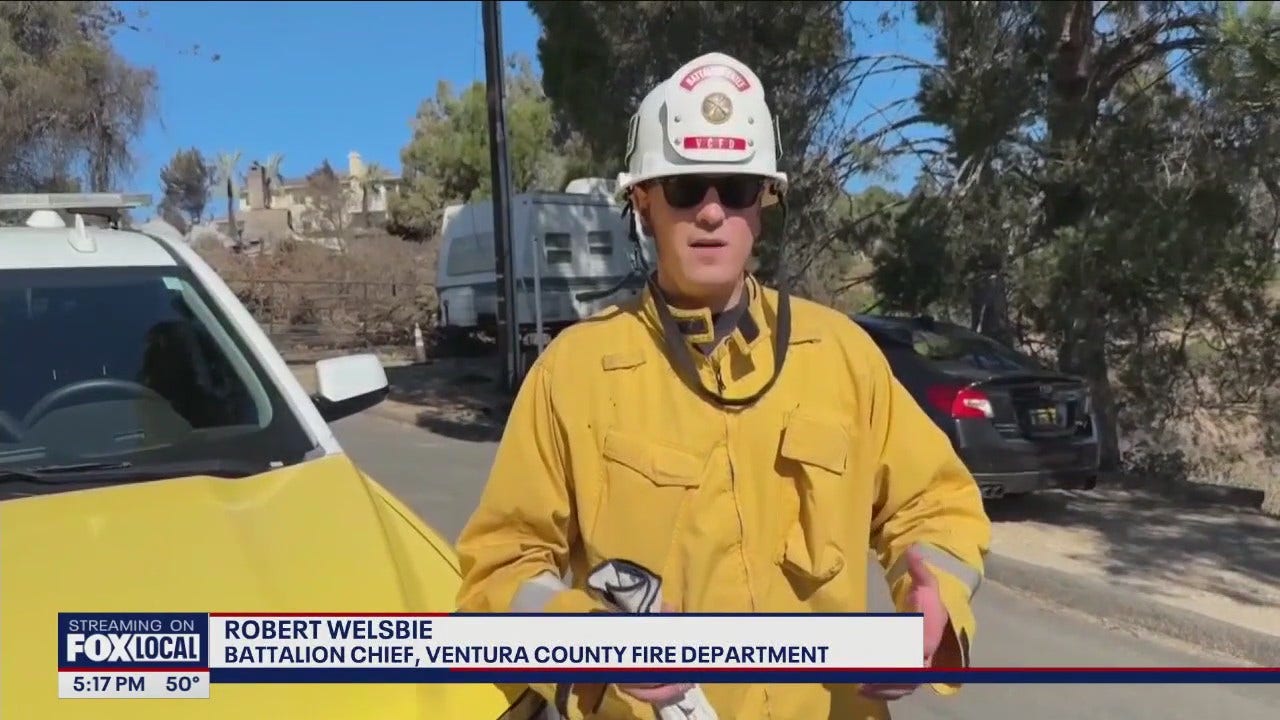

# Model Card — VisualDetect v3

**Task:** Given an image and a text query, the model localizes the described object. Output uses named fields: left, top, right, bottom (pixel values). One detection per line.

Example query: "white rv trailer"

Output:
left=434, top=178, right=655, bottom=354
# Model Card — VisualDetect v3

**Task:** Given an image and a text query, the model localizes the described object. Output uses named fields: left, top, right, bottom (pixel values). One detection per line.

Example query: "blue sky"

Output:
left=111, top=1, right=936, bottom=221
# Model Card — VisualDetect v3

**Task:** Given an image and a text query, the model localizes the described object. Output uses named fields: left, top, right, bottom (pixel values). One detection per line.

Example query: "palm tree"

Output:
left=262, top=152, right=285, bottom=208
left=214, top=150, right=242, bottom=250
left=357, top=162, right=388, bottom=228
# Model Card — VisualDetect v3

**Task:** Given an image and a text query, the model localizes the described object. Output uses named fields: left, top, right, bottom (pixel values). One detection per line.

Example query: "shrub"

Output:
left=195, top=234, right=440, bottom=352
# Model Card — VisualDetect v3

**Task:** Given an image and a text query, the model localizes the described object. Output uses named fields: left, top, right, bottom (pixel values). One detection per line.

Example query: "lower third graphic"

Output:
left=58, top=612, right=210, bottom=699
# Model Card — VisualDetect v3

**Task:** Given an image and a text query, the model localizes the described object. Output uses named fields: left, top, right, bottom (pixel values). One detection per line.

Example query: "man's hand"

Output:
left=859, top=548, right=949, bottom=701
left=616, top=682, right=696, bottom=706
left=614, top=602, right=694, bottom=706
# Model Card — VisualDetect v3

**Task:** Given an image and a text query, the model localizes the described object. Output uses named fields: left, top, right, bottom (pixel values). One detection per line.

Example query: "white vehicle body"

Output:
left=0, top=194, right=386, bottom=457
left=434, top=178, right=655, bottom=345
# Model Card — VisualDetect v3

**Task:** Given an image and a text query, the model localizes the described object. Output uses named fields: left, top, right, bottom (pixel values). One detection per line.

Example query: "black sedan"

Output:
left=852, top=314, right=1102, bottom=500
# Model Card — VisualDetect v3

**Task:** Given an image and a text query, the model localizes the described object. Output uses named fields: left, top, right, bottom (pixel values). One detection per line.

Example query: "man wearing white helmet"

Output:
left=455, top=52, right=991, bottom=719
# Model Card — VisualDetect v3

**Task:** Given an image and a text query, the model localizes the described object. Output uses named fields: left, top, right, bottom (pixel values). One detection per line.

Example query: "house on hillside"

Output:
left=204, top=150, right=404, bottom=251
left=236, top=151, right=404, bottom=232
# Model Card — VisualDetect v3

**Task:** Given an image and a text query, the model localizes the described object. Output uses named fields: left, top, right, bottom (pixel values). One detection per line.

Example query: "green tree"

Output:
left=870, top=1, right=1280, bottom=471
left=387, top=55, right=588, bottom=241
left=806, top=185, right=909, bottom=312
left=528, top=1, right=901, bottom=290
left=158, top=147, right=212, bottom=227
left=0, top=2, right=158, bottom=192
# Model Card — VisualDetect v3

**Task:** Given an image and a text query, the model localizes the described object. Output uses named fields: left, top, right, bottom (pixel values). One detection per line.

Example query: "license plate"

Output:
left=521, top=331, right=551, bottom=347
left=1029, top=407, right=1059, bottom=426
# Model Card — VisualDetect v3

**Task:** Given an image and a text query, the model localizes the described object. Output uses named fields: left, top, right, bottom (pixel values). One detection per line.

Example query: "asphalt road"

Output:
left=332, top=411, right=1280, bottom=720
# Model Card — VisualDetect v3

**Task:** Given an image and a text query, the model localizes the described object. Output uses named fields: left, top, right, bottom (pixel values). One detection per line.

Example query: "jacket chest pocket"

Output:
left=587, top=429, right=705, bottom=576
left=775, top=412, right=854, bottom=591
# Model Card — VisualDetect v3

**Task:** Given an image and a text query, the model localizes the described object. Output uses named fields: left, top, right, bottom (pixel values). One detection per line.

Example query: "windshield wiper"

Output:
left=0, top=461, right=133, bottom=483
left=0, top=458, right=273, bottom=484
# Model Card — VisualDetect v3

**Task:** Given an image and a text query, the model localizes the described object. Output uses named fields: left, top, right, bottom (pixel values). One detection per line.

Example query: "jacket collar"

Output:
left=639, top=273, right=773, bottom=352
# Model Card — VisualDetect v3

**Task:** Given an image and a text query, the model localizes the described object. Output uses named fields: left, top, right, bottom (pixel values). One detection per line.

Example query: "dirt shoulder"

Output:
left=987, top=485, right=1280, bottom=641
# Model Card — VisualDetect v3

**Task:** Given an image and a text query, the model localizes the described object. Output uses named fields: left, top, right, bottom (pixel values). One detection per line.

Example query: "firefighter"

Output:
left=454, top=51, right=993, bottom=720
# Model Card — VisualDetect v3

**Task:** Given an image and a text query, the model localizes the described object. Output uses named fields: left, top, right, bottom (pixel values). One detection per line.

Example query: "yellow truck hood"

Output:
left=0, top=453, right=515, bottom=719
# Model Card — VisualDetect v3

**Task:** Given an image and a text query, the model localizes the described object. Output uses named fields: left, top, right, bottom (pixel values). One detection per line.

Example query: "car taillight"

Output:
left=926, top=384, right=995, bottom=419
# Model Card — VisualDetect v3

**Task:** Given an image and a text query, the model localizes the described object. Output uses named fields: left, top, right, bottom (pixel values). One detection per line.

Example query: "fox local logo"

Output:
left=63, top=615, right=203, bottom=665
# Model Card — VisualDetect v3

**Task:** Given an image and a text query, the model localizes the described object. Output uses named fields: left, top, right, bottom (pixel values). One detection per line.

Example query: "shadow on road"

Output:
left=985, top=478, right=1279, bottom=609
left=383, top=359, right=510, bottom=443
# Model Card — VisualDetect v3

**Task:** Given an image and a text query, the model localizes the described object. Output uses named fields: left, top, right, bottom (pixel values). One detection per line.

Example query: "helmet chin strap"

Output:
left=628, top=195, right=792, bottom=408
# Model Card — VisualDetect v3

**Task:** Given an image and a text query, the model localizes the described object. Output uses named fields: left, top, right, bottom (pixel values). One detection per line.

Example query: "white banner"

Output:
left=207, top=614, right=924, bottom=670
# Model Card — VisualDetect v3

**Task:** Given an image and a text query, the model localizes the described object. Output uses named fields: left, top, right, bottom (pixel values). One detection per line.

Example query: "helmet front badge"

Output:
left=701, top=92, right=733, bottom=125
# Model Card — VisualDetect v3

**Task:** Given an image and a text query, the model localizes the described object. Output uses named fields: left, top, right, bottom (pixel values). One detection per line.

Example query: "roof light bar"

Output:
left=0, top=193, right=152, bottom=213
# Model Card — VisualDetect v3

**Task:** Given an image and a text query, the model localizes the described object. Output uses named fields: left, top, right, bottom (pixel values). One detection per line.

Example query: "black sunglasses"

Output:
left=652, top=175, right=765, bottom=210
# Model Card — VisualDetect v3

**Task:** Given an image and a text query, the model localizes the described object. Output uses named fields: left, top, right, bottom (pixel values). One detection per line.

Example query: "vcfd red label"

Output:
left=683, top=137, right=748, bottom=151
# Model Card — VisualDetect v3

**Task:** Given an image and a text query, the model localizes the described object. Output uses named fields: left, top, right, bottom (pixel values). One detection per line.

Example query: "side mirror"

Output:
left=310, top=353, right=390, bottom=423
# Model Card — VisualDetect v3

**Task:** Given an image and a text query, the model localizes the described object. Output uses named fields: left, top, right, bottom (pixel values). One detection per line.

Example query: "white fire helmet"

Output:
left=617, top=52, right=788, bottom=207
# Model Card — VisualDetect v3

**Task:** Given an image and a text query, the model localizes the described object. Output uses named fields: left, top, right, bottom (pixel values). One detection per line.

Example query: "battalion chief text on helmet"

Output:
left=454, top=51, right=993, bottom=720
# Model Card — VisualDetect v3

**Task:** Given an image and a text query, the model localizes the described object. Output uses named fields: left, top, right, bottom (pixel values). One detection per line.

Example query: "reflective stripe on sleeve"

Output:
left=886, top=543, right=982, bottom=597
left=511, top=571, right=571, bottom=612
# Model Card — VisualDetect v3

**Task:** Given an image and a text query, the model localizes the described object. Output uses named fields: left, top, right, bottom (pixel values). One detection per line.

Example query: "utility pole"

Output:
left=481, top=0, right=521, bottom=396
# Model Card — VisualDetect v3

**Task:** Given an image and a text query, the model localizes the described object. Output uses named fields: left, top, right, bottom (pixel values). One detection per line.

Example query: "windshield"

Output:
left=0, top=266, right=315, bottom=494
left=907, top=324, right=1041, bottom=372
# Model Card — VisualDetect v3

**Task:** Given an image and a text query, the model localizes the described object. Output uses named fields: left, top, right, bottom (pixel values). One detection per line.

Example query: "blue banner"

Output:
left=206, top=668, right=1280, bottom=684
left=56, top=612, right=1277, bottom=689
left=59, top=613, right=209, bottom=670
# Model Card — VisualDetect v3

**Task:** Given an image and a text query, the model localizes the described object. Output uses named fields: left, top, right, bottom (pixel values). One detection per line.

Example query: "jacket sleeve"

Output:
left=860, top=339, right=992, bottom=695
left=454, top=355, right=611, bottom=718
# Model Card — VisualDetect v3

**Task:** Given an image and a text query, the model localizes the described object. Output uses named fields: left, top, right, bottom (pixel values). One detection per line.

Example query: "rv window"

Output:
left=587, top=230, right=613, bottom=256
left=447, top=232, right=495, bottom=276
left=544, top=233, right=572, bottom=265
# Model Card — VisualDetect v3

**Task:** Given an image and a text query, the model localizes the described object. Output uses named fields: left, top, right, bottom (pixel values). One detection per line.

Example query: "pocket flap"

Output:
left=602, top=430, right=703, bottom=487
left=779, top=413, right=851, bottom=475
left=780, top=522, right=847, bottom=585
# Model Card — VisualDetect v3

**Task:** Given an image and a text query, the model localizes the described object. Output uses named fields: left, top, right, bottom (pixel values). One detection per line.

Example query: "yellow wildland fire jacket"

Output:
left=456, top=275, right=992, bottom=719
